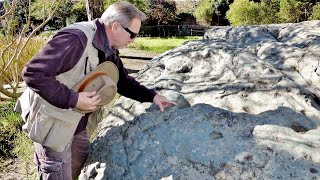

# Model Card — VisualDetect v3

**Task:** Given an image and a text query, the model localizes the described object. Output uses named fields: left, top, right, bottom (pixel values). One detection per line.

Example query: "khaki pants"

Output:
left=34, top=130, right=90, bottom=180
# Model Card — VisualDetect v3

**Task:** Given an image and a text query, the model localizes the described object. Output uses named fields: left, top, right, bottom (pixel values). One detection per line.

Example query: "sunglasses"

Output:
left=121, top=25, right=137, bottom=39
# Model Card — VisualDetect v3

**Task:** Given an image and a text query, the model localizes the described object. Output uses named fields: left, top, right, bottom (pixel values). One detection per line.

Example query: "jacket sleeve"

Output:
left=112, top=53, right=157, bottom=103
left=22, top=29, right=88, bottom=109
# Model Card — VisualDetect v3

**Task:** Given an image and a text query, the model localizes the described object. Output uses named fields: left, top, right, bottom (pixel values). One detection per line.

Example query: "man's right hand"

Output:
left=75, top=91, right=101, bottom=112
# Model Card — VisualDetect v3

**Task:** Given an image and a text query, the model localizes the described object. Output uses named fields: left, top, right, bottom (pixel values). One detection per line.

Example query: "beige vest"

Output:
left=15, top=21, right=104, bottom=152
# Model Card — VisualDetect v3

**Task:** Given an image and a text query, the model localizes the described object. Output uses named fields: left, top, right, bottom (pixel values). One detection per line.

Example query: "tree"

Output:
left=310, top=2, right=320, bottom=20
left=259, top=0, right=280, bottom=24
left=226, top=0, right=279, bottom=26
left=226, top=0, right=319, bottom=25
left=30, top=0, right=87, bottom=30
left=103, top=0, right=149, bottom=12
left=175, top=0, right=198, bottom=14
left=0, top=0, right=61, bottom=99
left=86, top=0, right=104, bottom=21
left=194, top=0, right=214, bottom=26
left=69, top=1, right=88, bottom=24
left=145, top=0, right=179, bottom=25
left=194, top=0, right=233, bottom=26
left=278, top=0, right=313, bottom=23
left=211, top=0, right=233, bottom=25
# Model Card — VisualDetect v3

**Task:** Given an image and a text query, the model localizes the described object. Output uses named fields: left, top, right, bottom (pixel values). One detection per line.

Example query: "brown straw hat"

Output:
left=72, top=61, right=119, bottom=113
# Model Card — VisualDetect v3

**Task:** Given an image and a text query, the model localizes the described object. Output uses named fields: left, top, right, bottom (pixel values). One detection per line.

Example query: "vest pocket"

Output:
left=43, top=118, right=79, bottom=152
left=28, top=104, right=55, bottom=144
left=27, top=101, right=82, bottom=152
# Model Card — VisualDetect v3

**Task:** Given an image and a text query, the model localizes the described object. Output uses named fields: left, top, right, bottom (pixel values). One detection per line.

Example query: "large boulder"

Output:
left=80, top=21, right=320, bottom=179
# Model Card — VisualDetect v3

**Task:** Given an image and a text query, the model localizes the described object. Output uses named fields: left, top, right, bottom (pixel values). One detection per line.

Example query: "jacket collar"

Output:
left=93, top=19, right=117, bottom=57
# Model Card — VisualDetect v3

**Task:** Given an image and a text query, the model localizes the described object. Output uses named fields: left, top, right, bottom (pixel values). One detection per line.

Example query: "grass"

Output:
left=0, top=100, right=36, bottom=178
left=0, top=36, right=47, bottom=83
left=0, top=100, right=23, bottom=160
left=13, top=131, right=36, bottom=179
left=128, top=36, right=202, bottom=53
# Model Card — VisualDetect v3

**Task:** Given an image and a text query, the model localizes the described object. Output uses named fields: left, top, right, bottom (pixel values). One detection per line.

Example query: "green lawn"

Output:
left=128, top=36, right=202, bottom=53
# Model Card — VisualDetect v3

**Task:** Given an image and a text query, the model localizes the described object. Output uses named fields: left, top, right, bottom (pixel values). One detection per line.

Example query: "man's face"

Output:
left=112, top=18, right=141, bottom=49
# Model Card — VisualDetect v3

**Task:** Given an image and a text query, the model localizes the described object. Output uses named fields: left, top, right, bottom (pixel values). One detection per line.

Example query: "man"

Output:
left=21, top=1, right=176, bottom=179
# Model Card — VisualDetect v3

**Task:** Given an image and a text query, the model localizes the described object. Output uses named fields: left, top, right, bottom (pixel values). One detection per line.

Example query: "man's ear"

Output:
left=111, top=22, right=121, bottom=32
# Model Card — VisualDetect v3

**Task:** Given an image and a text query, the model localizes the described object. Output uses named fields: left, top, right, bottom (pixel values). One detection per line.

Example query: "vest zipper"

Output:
left=84, top=57, right=88, bottom=75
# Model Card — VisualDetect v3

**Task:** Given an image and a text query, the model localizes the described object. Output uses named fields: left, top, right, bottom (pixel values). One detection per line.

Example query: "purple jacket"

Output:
left=22, top=19, right=156, bottom=133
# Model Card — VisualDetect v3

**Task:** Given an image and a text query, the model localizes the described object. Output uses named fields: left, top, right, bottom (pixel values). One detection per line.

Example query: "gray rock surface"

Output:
left=80, top=21, right=320, bottom=179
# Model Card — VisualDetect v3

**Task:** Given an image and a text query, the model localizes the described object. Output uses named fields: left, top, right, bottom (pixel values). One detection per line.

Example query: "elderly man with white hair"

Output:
left=20, top=1, right=176, bottom=179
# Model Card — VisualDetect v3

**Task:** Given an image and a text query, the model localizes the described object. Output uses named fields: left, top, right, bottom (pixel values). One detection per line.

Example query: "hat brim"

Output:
left=72, top=61, right=119, bottom=92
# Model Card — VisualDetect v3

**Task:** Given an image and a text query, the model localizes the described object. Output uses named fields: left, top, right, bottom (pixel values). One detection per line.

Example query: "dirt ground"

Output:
left=0, top=159, right=31, bottom=180
left=119, top=48, right=159, bottom=75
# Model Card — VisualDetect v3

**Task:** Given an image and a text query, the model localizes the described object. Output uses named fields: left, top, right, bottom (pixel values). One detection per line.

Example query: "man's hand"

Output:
left=75, top=91, right=101, bottom=112
left=153, top=94, right=177, bottom=112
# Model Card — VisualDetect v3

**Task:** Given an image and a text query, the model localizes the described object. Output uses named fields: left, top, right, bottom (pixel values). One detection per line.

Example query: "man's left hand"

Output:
left=153, top=94, right=177, bottom=112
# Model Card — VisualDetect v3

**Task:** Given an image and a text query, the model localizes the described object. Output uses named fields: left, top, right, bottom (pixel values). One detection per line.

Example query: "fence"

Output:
left=140, top=25, right=209, bottom=37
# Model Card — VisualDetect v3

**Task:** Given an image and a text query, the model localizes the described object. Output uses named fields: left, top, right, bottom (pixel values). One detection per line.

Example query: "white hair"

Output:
left=101, top=1, right=146, bottom=27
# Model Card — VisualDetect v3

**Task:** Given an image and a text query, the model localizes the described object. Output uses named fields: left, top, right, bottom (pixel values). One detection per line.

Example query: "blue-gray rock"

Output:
left=80, top=21, right=320, bottom=180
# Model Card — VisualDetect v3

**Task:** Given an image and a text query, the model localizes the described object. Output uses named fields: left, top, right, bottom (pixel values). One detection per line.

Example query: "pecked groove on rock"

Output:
left=80, top=21, right=320, bottom=179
